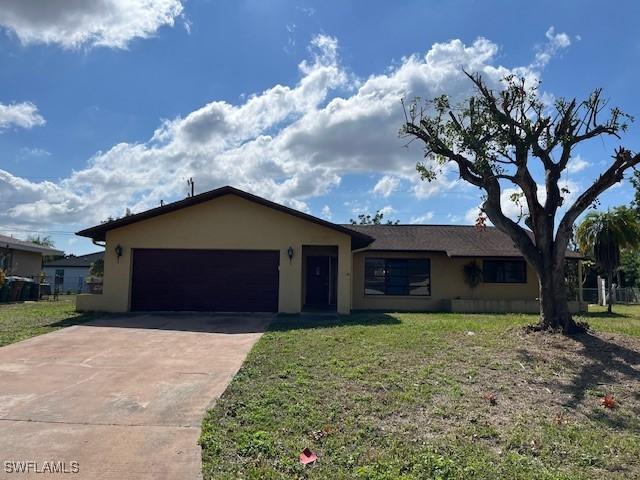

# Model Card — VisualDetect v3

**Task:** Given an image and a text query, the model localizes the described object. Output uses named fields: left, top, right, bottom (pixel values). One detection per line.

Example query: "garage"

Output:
left=76, top=186, right=367, bottom=314
left=131, top=249, right=279, bottom=312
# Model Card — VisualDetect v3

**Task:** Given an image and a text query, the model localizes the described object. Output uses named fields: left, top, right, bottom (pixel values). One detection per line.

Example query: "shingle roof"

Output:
left=343, top=224, right=582, bottom=258
left=73, top=185, right=581, bottom=259
left=0, top=233, right=64, bottom=255
left=43, top=251, right=104, bottom=268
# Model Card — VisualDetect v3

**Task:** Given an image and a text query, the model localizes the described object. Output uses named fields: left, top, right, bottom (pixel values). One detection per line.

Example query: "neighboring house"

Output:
left=0, top=234, right=63, bottom=278
left=75, top=186, right=585, bottom=315
left=43, top=252, right=104, bottom=294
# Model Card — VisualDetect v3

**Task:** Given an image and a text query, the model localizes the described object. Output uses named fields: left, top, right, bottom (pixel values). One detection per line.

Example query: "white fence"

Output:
left=582, top=286, right=640, bottom=305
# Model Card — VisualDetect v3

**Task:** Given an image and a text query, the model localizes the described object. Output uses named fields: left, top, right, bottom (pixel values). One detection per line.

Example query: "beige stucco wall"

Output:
left=78, top=194, right=353, bottom=314
left=76, top=292, right=111, bottom=312
left=352, top=251, right=539, bottom=311
left=7, top=250, right=43, bottom=278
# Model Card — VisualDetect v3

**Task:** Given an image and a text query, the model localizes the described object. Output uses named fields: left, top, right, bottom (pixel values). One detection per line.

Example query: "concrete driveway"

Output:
left=0, top=314, right=270, bottom=480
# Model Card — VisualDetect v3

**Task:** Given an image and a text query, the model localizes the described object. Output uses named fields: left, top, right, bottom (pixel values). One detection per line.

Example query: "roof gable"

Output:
left=76, top=186, right=374, bottom=249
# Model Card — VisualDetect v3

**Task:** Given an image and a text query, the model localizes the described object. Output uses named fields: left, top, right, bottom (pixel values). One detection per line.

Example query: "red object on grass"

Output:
left=299, top=448, right=318, bottom=465
left=601, top=394, right=616, bottom=409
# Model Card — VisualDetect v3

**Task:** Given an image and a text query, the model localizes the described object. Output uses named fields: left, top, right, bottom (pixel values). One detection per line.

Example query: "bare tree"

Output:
left=401, top=72, right=639, bottom=333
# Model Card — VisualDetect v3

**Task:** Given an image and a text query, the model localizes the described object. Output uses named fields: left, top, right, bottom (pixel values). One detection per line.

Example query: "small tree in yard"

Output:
left=89, top=259, right=104, bottom=278
left=401, top=72, right=640, bottom=333
left=619, top=249, right=640, bottom=288
left=576, top=207, right=640, bottom=313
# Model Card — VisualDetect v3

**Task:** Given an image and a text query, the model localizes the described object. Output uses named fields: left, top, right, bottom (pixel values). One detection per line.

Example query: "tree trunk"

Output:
left=538, top=264, right=581, bottom=333
left=607, top=269, right=615, bottom=313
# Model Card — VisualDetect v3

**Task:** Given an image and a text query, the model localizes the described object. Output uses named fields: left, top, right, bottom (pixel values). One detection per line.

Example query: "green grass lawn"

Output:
left=200, top=306, right=640, bottom=479
left=0, top=296, right=97, bottom=347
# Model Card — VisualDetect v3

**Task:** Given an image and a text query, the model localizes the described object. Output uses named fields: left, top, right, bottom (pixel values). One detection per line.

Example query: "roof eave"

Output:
left=1, top=242, right=63, bottom=256
left=356, top=248, right=450, bottom=254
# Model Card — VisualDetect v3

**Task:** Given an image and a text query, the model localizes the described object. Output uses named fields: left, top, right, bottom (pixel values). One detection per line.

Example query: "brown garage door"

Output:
left=131, top=249, right=279, bottom=312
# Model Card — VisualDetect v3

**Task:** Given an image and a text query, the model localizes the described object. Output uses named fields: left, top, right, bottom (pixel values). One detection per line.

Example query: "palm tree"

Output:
left=27, top=234, right=55, bottom=248
left=576, top=207, right=640, bottom=312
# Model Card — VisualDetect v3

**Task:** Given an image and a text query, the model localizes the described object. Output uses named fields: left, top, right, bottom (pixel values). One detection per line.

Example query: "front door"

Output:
left=305, top=256, right=337, bottom=309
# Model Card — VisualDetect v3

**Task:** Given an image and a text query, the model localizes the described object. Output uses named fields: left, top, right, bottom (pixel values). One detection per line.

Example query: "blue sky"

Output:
left=0, top=0, right=639, bottom=255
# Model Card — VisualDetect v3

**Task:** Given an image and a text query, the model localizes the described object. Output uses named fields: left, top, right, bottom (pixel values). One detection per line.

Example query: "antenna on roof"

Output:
left=187, top=178, right=194, bottom=197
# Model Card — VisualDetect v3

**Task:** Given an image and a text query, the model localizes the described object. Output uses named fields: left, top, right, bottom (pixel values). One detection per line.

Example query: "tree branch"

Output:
left=555, top=148, right=640, bottom=261
left=403, top=121, right=486, bottom=187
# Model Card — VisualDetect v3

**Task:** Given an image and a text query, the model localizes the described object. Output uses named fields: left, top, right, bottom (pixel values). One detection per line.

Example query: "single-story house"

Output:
left=43, top=251, right=104, bottom=294
left=0, top=233, right=63, bottom=278
left=75, top=186, right=585, bottom=315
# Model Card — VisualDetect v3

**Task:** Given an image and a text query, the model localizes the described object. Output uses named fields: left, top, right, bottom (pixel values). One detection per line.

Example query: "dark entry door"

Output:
left=131, top=249, right=279, bottom=312
left=305, top=256, right=337, bottom=309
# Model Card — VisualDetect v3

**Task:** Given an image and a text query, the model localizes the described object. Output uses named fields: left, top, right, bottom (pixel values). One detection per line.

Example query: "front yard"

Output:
left=1, top=299, right=639, bottom=478
left=0, top=296, right=96, bottom=347
left=200, top=307, right=640, bottom=479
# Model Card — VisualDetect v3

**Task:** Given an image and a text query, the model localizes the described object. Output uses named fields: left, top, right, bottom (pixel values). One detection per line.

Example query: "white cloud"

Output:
left=0, top=0, right=184, bottom=49
left=532, top=26, right=571, bottom=68
left=0, top=30, right=564, bottom=231
left=182, top=17, right=192, bottom=35
left=0, top=169, right=85, bottom=227
left=567, top=155, right=590, bottom=173
left=320, top=204, right=332, bottom=220
left=18, top=147, right=51, bottom=159
left=379, top=205, right=396, bottom=217
left=297, top=6, right=316, bottom=17
left=464, top=206, right=483, bottom=225
left=345, top=200, right=368, bottom=219
left=410, top=211, right=435, bottom=224
left=0, top=101, right=45, bottom=130
left=546, top=26, right=571, bottom=48
left=372, top=175, right=400, bottom=197
left=464, top=180, right=582, bottom=225
left=412, top=162, right=462, bottom=199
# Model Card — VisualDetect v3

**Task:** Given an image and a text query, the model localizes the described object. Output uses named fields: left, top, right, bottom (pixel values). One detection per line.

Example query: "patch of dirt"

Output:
left=382, top=328, right=640, bottom=438
left=511, top=329, right=640, bottom=419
